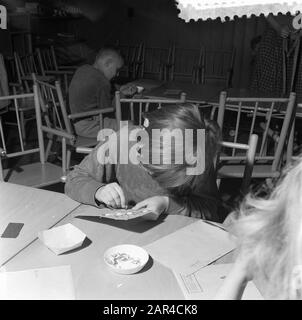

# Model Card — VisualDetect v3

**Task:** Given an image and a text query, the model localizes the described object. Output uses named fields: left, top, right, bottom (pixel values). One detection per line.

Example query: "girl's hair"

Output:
left=230, top=156, right=302, bottom=299
left=141, top=104, right=221, bottom=194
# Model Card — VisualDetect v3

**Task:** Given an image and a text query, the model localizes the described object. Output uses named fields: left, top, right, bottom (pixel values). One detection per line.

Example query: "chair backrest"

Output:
left=142, top=46, right=170, bottom=79
left=0, top=86, right=46, bottom=181
left=33, top=76, right=74, bottom=141
left=0, top=54, right=9, bottom=110
left=114, top=91, right=186, bottom=126
left=162, top=43, right=176, bottom=81
left=132, top=42, right=145, bottom=79
left=201, top=47, right=235, bottom=87
left=14, top=51, right=45, bottom=92
left=36, top=46, right=58, bottom=71
left=173, top=47, right=200, bottom=81
left=217, top=91, right=296, bottom=174
left=117, top=42, right=145, bottom=79
left=217, top=134, right=258, bottom=196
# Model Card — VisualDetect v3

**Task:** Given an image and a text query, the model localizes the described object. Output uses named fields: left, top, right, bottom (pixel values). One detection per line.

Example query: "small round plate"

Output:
left=104, top=244, right=149, bottom=275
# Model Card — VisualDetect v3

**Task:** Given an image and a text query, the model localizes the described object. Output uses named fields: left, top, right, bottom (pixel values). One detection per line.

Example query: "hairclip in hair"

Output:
left=143, top=118, right=149, bottom=128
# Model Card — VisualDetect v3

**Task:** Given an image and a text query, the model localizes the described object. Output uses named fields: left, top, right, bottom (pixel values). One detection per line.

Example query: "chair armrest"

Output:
left=8, top=82, right=22, bottom=88
left=21, top=75, right=55, bottom=82
left=68, top=108, right=114, bottom=119
left=41, top=126, right=76, bottom=142
left=76, top=147, right=93, bottom=154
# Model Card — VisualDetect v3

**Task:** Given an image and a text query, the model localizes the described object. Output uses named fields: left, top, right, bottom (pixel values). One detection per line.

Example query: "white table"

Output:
left=0, top=182, right=80, bottom=266
left=3, top=203, right=234, bottom=299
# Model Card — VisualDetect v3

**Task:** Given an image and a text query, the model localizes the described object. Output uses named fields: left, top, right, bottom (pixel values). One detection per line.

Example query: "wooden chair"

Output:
left=1, top=54, right=36, bottom=144
left=34, top=76, right=116, bottom=173
left=173, top=46, right=200, bottom=82
left=37, top=45, right=79, bottom=72
left=216, top=91, right=296, bottom=179
left=159, top=43, right=175, bottom=82
left=193, top=47, right=235, bottom=88
left=118, top=43, right=145, bottom=80
left=13, top=51, right=55, bottom=93
left=192, top=46, right=204, bottom=85
left=0, top=86, right=66, bottom=187
left=35, top=47, right=75, bottom=96
left=114, top=91, right=186, bottom=126
left=141, top=46, right=170, bottom=80
left=216, top=134, right=258, bottom=196
left=131, top=42, right=145, bottom=80
left=76, top=91, right=186, bottom=155
left=12, top=51, right=55, bottom=142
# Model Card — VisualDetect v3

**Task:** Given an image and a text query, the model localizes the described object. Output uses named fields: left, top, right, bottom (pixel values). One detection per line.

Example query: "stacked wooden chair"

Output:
left=0, top=85, right=66, bottom=187
left=216, top=91, right=296, bottom=183
left=33, top=76, right=117, bottom=175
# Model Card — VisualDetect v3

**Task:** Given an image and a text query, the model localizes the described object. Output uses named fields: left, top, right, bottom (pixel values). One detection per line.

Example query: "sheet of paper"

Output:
left=174, top=263, right=263, bottom=300
left=144, top=220, right=236, bottom=272
left=0, top=265, right=75, bottom=300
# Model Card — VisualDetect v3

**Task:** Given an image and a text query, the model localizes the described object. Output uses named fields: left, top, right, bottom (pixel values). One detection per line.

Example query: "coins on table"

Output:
left=100, top=208, right=152, bottom=220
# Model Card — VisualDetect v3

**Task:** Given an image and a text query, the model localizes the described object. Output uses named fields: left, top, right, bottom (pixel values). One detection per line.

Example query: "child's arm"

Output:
left=65, top=142, right=126, bottom=208
left=214, top=257, right=252, bottom=300
left=65, top=143, right=108, bottom=206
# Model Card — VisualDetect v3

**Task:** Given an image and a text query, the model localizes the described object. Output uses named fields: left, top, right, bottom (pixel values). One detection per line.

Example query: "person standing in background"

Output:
left=250, top=13, right=302, bottom=102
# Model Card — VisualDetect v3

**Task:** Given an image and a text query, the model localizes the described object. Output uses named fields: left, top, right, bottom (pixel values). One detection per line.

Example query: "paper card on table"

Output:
left=144, top=220, right=236, bottom=272
left=1, top=222, right=24, bottom=238
left=99, top=208, right=154, bottom=220
left=0, top=265, right=75, bottom=300
left=38, top=223, right=86, bottom=255
left=174, top=264, right=263, bottom=300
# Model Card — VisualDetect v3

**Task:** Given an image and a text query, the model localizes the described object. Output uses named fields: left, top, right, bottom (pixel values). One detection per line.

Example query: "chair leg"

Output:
left=287, top=120, right=295, bottom=165
left=64, top=73, right=68, bottom=97
left=0, top=158, right=4, bottom=181
left=20, top=111, right=26, bottom=144
left=45, top=139, right=53, bottom=160
left=66, top=149, right=71, bottom=170
left=216, top=178, right=221, bottom=190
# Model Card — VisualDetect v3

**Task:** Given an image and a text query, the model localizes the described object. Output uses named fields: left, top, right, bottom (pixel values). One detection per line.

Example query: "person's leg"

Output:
left=103, top=117, right=133, bottom=131
left=74, top=118, right=100, bottom=138
left=75, top=116, right=134, bottom=139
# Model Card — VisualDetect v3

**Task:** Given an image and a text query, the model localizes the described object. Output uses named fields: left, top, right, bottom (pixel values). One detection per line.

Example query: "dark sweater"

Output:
left=65, top=126, right=221, bottom=222
left=68, top=64, right=112, bottom=114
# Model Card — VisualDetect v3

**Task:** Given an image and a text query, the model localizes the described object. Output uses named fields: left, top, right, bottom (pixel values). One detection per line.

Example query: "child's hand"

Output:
left=132, top=196, right=169, bottom=220
left=95, top=183, right=126, bottom=208
left=233, top=252, right=254, bottom=282
left=214, top=252, right=254, bottom=300
left=120, top=84, right=137, bottom=97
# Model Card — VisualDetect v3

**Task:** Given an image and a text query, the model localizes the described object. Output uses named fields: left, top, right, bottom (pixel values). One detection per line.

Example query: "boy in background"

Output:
left=69, top=47, right=137, bottom=138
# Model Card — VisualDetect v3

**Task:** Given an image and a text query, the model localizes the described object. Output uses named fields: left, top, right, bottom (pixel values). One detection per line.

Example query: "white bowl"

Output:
left=136, top=86, right=144, bottom=93
left=104, top=244, right=149, bottom=275
left=38, top=223, right=86, bottom=255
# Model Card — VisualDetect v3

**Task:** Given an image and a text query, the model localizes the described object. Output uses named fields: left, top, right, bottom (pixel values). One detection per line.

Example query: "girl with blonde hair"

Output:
left=216, top=156, right=302, bottom=299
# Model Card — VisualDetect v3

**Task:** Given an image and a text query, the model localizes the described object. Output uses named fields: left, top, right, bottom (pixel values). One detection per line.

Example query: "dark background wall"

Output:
left=72, top=0, right=269, bottom=88
left=1, top=0, right=270, bottom=87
